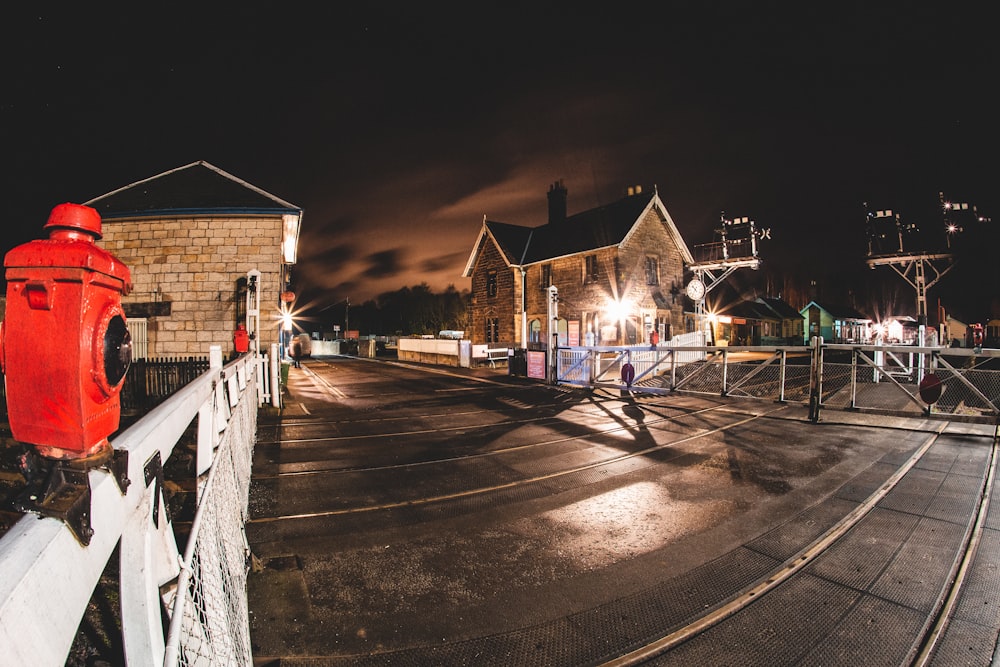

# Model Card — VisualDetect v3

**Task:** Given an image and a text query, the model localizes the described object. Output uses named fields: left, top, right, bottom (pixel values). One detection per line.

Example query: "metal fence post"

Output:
left=270, top=343, right=281, bottom=408
left=808, top=336, right=823, bottom=422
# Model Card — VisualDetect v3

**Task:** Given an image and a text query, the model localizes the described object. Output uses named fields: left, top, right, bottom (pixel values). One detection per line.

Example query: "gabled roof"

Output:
left=488, top=220, right=536, bottom=265
left=755, top=296, right=803, bottom=320
left=801, top=300, right=872, bottom=321
left=463, top=188, right=693, bottom=276
left=84, top=161, right=302, bottom=219
left=720, top=300, right=781, bottom=322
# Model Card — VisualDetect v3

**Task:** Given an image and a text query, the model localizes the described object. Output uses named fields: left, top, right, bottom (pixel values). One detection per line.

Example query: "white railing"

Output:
left=0, top=345, right=265, bottom=666
left=557, top=331, right=707, bottom=388
left=555, top=337, right=1000, bottom=424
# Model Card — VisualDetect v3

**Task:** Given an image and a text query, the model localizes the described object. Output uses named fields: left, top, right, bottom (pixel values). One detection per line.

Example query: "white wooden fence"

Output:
left=0, top=344, right=277, bottom=666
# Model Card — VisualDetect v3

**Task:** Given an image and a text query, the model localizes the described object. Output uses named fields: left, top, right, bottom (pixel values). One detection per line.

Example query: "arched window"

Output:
left=529, top=318, right=541, bottom=343
left=557, top=317, right=568, bottom=346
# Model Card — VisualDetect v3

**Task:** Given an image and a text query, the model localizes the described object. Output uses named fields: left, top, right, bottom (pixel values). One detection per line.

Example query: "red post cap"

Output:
left=43, top=202, right=103, bottom=240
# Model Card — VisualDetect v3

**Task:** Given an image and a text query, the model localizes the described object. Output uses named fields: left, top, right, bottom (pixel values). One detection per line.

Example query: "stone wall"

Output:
left=523, top=207, right=688, bottom=345
left=98, top=215, right=284, bottom=358
left=468, top=238, right=517, bottom=347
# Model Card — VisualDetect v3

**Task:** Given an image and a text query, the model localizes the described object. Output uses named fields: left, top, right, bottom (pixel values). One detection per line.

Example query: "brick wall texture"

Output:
left=470, top=205, right=688, bottom=346
left=98, top=215, right=284, bottom=357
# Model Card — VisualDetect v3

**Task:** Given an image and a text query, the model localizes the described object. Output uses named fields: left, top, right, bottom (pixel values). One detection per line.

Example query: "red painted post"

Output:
left=1, top=203, right=133, bottom=463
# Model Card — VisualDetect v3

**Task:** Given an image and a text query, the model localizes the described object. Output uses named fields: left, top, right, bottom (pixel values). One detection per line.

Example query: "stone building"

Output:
left=85, top=161, right=303, bottom=358
left=463, top=182, right=694, bottom=348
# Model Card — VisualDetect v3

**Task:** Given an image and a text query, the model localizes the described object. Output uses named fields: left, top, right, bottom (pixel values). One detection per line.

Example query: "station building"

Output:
left=463, top=182, right=694, bottom=349
left=86, top=161, right=302, bottom=359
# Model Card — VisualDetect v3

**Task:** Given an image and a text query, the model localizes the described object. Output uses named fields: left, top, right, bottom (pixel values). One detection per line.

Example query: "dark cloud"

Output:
left=2, top=4, right=996, bottom=316
left=421, top=252, right=470, bottom=275
left=362, top=249, right=406, bottom=280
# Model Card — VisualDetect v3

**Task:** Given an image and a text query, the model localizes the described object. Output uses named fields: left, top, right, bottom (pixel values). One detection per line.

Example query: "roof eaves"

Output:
left=84, top=160, right=302, bottom=212
left=461, top=224, right=489, bottom=277
left=100, top=206, right=296, bottom=220
left=524, top=242, right=619, bottom=266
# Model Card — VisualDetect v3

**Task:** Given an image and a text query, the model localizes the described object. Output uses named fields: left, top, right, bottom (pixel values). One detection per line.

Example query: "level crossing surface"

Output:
left=247, top=356, right=1000, bottom=666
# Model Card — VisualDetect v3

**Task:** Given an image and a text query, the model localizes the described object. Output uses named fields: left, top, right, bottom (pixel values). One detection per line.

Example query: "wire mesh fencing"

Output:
left=164, top=362, right=257, bottom=667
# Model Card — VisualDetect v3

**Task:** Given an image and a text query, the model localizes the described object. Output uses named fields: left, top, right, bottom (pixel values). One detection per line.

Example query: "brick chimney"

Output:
left=547, top=180, right=567, bottom=224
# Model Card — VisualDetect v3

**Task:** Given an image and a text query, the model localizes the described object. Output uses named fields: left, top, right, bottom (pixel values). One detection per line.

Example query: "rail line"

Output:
left=252, top=401, right=750, bottom=479
left=599, top=421, right=1000, bottom=666
left=249, top=402, right=789, bottom=523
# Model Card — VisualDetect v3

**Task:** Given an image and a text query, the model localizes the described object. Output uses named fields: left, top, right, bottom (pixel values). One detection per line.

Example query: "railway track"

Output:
left=601, top=422, right=1000, bottom=666
left=248, top=358, right=1000, bottom=665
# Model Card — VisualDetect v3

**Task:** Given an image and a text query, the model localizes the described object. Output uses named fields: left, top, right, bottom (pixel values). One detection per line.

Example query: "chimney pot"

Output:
left=547, top=180, right=568, bottom=224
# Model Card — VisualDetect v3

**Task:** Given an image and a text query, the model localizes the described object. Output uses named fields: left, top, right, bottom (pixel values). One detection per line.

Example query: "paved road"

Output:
left=247, top=356, right=1000, bottom=666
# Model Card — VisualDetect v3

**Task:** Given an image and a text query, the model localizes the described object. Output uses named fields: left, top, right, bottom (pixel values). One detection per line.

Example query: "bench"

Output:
left=486, top=347, right=509, bottom=368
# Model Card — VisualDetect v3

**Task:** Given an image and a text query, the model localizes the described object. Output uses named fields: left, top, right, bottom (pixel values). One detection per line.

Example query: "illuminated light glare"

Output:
left=524, top=482, right=733, bottom=569
left=282, top=213, right=300, bottom=263
left=603, top=297, right=632, bottom=323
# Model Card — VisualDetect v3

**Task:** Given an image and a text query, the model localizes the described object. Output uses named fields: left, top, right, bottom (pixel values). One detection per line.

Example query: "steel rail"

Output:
left=599, top=420, right=963, bottom=666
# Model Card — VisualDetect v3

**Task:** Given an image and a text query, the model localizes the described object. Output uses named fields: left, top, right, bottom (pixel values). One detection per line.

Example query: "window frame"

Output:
left=584, top=255, right=599, bottom=283
left=645, top=255, right=660, bottom=286
left=486, top=270, right=498, bottom=297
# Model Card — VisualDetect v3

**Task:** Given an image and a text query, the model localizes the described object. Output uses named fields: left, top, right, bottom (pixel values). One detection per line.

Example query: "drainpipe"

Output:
left=520, top=268, right=527, bottom=349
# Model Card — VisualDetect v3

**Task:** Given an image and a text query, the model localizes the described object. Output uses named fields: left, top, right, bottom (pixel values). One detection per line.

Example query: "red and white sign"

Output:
left=527, top=351, right=547, bottom=379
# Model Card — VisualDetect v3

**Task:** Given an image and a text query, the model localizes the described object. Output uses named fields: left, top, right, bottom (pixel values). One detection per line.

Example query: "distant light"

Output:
left=282, top=213, right=300, bottom=263
left=604, top=297, right=632, bottom=322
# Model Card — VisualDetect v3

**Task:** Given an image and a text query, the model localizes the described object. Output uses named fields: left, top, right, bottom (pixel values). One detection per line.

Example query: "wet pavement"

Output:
left=247, top=356, right=1000, bottom=666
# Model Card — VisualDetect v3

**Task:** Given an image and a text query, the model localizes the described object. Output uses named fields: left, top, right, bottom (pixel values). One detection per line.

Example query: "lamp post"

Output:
left=547, top=285, right=558, bottom=384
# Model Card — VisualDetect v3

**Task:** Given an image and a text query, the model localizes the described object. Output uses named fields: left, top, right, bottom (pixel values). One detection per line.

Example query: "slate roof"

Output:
left=518, top=192, right=659, bottom=263
left=720, top=300, right=781, bottom=322
left=485, top=221, right=535, bottom=265
left=84, top=161, right=302, bottom=219
left=464, top=188, right=692, bottom=275
left=756, top=296, right=803, bottom=320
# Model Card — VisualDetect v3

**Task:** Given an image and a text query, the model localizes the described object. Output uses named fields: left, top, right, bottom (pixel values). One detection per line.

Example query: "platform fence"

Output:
left=558, top=338, right=1000, bottom=424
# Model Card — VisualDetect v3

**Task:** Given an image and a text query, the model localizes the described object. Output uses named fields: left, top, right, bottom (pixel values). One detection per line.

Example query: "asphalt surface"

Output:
left=247, top=356, right=1000, bottom=666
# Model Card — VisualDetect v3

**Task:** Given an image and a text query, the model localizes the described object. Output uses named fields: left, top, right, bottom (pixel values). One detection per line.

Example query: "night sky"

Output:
left=2, top=4, right=996, bottom=321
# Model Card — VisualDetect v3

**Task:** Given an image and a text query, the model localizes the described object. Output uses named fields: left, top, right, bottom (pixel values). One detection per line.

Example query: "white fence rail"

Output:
left=557, top=331, right=707, bottom=388
left=0, top=345, right=266, bottom=666
left=556, top=337, right=1000, bottom=424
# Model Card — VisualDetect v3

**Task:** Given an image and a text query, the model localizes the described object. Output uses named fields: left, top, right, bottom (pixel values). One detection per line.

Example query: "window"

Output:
left=645, top=256, right=659, bottom=286
left=584, top=255, right=599, bottom=283
left=486, top=270, right=498, bottom=297
left=540, top=264, right=551, bottom=290
left=529, top=318, right=541, bottom=343
left=486, top=317, right=499, bottom=343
